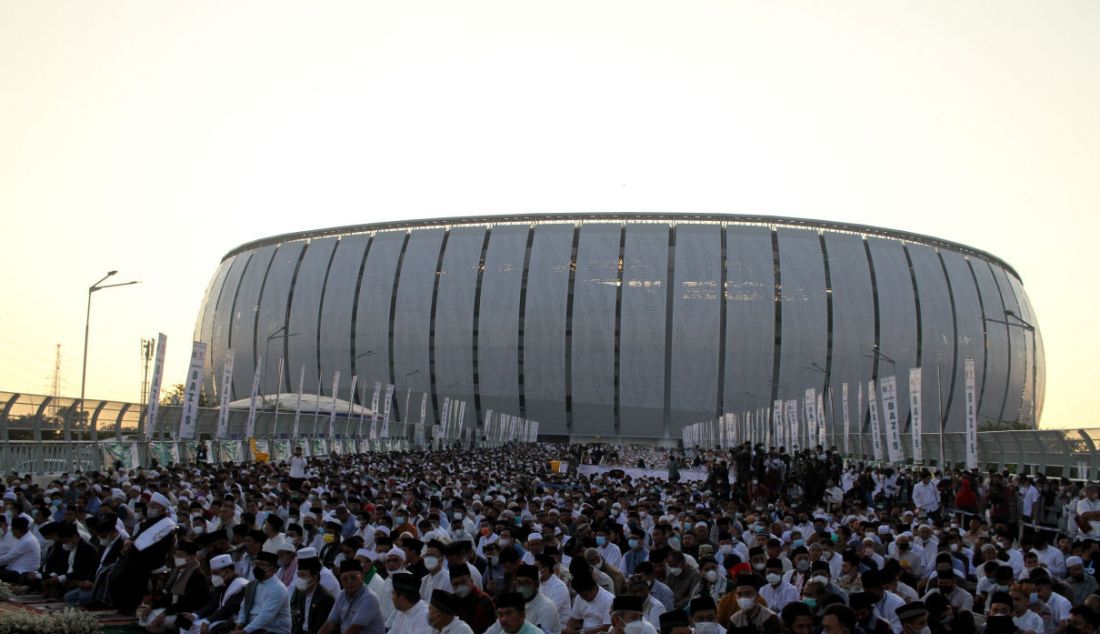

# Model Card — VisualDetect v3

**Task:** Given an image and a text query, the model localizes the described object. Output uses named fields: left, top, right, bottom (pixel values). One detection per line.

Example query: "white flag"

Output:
left=215, top=349, right=234, bottom=439
left=965, top=358, right=978, bottom=469
left=345, top=374, right=358, bottom=437
left=804, top=389, right=817, bottom=449
left=858, top=381, right=864, bottom=455
left=327, top=371, right=341, bottom=438
left=292, top=365, right=304, bottom=438
left=457, top=401, right=466, bottom=440
left=881, top=375, right=903, bottom=463
left=841, top=382, right=850, bottom=454
left=868, top=380, right=883, bottom=462
left=440, top=398, right=451, bottom=440
left=784, top=400, right=798, bottom=449
left=370, top=382, right=381, bottom=439
left=909, top=368, right=923, bottom=463
left=245, top=356, right=263, bottom=439
left=144, top=333, right=167, bottom=440
left=178, top=341, right=208, bottom=440
left=816, top=393, right=827, bottom=446
left=381, top=384, right=394, bottom=438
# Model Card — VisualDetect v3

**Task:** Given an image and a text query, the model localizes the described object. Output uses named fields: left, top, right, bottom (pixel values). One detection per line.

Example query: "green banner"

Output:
left=149, top=441, right=179, bottom=466
left=99, top=442, right=138, bottom=470
left=309, top=437, right=327, bottom=457
left=218, top=441, right=243, bottom=464
left=271, top=440, right=290, bottom=461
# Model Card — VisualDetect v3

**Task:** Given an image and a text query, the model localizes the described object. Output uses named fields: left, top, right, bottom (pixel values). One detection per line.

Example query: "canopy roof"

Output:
left=227, top=393, right=374, bottom=416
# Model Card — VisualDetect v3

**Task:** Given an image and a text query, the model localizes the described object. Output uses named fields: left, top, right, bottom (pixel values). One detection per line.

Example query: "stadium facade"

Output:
left=194, top=214, right=1043, bottom=443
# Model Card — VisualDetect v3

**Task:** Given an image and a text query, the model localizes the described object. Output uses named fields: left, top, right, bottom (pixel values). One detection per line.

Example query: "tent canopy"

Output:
left=227, top=393, right=374, bottom=416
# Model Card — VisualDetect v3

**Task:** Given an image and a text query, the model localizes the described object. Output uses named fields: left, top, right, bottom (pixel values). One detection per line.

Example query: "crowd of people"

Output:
left=0, top=440, right=1098, bottom=634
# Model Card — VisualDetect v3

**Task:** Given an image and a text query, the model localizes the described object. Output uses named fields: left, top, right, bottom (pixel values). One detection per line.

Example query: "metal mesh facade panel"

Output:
left=940, top=251, right=985, bottom=432
left=823, top=233, right=875, bottom=434
left=867, top=237, right=917, bottom=428
left=229, top=245, right=276, bottom=399
left=670, top=224, right=721, bottom=430
left=317, top=235, right=370, bottom=397
left=523, top=224, right=573, bottom=434
left=723, top=226, right=776, bottom=417
left=432, top=227, right=484, bottom=413
left=353, top=232, right=405, bottom=398
left=477, top=226, right=527, bottom=422
left=286, top=237, right=337, bottom=396
left=620, top=224, right=670, bottom=438
left=393, top=230, right=445, bottom=420
left=198, top=257, right=235, bottom=396
left=570, top=224, right=620, bottom=436
left=776, top=229, right=828, bottom=406
left=210, top=254, right=249, bottom=400
left=971, top=259, right=1009, bottom=425
left=255, top=242, right=305, bottom=396
left=908, top=244, right=954, bottom=434
left=993, top=264, right=1026, bottom=424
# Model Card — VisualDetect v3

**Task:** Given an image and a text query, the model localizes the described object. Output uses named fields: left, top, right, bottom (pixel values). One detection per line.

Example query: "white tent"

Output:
left=227, top=393, right=374, bottom=416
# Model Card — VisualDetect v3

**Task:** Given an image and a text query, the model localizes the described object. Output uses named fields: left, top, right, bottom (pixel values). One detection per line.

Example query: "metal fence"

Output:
left=1, top=391, right=1097, bottom=477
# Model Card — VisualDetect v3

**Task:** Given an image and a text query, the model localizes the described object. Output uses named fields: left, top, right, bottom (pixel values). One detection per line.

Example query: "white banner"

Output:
left=804, top=389, right=817, bottom=449
left=272, top=357, right=285, bottom=436
left=440, top=397, right=451, bottom=440
left=772, top=402, right=782, bottom=449
left=841, top=382, right=850, bottom=454
left=880, top=375, right=903, bottom=463
left=357, top=381, right=367, bottom=438
left=292, top=365, right=304, bottom=438
left=420, top=393, right=428, bottom=426
left=245, top=356, right=263, bottom=439
left=816, top=393, right=827, bottom=446
left=857, top=381, right=864, bottom=455
left=965, top=358, right=978, bottom=469
left=215, top=349, right=234, bottom=439
left=345, top=374, right=358, bottom=437
left=326, top=371, right=340, bottom=438
left=457, top=401, right=466, bottom=440
left=909, top=368, right=923, bottom=463
left=178, top=341, right=207, bottom=440
left=868, top=380, right=883, bottom=462
left=784, top=400, right=798, bottom=449
left=144, top=333, right=167, bottom=440
left=370, top=382, right=381, bottom=439
left=381, top=384, right=394, bottom=438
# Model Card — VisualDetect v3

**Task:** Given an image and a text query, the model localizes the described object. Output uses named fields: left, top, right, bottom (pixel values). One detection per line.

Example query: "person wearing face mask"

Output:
left=725, top=574, right=781, bottom=634
left=420, top=540, right=454, bottom=601
left=290, top=558, right=335, bottom=634
left=895, top=601, right=931, bottom=634
left=1031, top=572, right=1071, bottom=634
left=760, top=559, right=799, bottom=613
left=595, top=524, right=624, bottom=575
left=785, top=547, right=813, bottom=594
left=860, top=570, right=904, bottom=634
left=698, top=557, right=729, bottom=605
left=450, top=565, right=497, bottom=634
left=229, top=550, right=291, bottom=634
left=624, top=528, right=649, bottom=577
left=426, top=589, right=476, bottom=634
left=664, top=550, right=700, bottom=611
left=315, top=559, right=385, bottom=634
left=922, top=564, right=973, bottom=613
left=609, top=595, right=658, bottom=634
left=109, top=493, right=178, bottom=614
left=513, top=564, right=560, bottom=633
left=41, top=522, right=97, bottom=600
left=178, top=553, right=248, bottom=634
left=565, top=571, right=614, bottom=633
left=138, top=541, right=210, bottom=633
left=1007, top=587, right=1045, bottom=634
left=690, top=595, right=725, bottom=634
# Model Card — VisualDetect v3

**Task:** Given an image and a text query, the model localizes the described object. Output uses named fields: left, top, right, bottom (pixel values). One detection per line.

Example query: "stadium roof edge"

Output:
left=220, top=212, right=1020, bottom=281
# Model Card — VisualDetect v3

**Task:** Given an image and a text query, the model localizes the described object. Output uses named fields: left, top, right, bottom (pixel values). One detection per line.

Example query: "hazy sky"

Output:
left=1, top=1, right=1097, bottom=429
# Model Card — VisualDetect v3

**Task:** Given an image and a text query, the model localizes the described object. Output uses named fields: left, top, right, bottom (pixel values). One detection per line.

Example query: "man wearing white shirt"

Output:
left=514, top=564, right=560, bottom=633
left=760, top=559, right=799, bottom=612
left=862, top=570, right=905, bottom=634
left=536, top=554, right=571, bottom=627
left=1076, top=485, right=1100, bottom=539
left=389, top=572, right=430, bottom=634
left=288, top=446, right=309, bottom=490
left=566, top=574, right=613, bottom=633
left=0, top=517, right=41, bottom=582
left=1032, top=536, right=1066, bottom=578
left=421, top=541, right=453, bottom=601
left=1032, top=574, right=1071, bottom=634
left=912, top=472, right=940, bottom=517
left=594, top=525, right=623, bottom=574
left=1018, top=477, right=1041, bottom=527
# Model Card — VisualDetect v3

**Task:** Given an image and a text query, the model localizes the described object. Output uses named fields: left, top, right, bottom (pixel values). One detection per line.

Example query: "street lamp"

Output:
left=401, top=369, right=420, bottom=426
left=79, top=271, right=140, bottom=446
left=263, top=326, right=298, bottom=396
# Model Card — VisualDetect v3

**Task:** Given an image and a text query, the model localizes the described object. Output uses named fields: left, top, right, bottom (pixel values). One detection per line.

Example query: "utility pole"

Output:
left=49, top=344, right=62, bottom=417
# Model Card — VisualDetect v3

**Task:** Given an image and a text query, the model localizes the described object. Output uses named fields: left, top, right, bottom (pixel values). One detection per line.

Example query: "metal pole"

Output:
left=78, top=286, right=92, bottom=451
left=936, top=365, right=945, bottom=467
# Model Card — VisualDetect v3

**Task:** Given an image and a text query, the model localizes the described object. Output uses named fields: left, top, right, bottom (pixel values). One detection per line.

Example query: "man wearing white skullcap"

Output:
left=179, top=554, right=248, bottom=634
left=108, top=489, right=177, bottom=612
left=379, top=546, right=410, bottom=623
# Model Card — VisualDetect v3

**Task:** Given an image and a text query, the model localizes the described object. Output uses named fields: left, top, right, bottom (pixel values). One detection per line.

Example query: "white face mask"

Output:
left=624, top=621, right=653, bottom=634
left=174, top=557, right=188, bottom=567
left=695, top=623, right=720, bottom=634
left=704, top=570, right=719, bottom=583
left=767, top=573, right=781, bottom=586
left=667, top=566, right=682, bottom=576
left=295, top=577, right=312, bottom=591
left=423, top=556, right=440, bottom=571
left=211, top=574, right=225, bottom=588
left=737, top=597, right=756, bottom=610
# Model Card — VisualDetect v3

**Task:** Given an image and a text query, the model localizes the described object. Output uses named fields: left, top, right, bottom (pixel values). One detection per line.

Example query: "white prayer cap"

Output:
left=2, top=492, right=15, bottom=501
left=210, top=554, right=234, bottom=570
left=386, top=547, right=406, bottom=561
left=278, top=541, right=297, bottom=553
left=1067, top=556, right=1085, bottom=568
left=877, top=525, right=891, bottom=535
left=297, top=547, right=318, bottom=559
left=111, top=488, right=125, bottom=500
left=356, top=548, right=375, bottom=561
left=374, top=525, right=391, bottom=536
left=149, top=492, right=171, bottom=508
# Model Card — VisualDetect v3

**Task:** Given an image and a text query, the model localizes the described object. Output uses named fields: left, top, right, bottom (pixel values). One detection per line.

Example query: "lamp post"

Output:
left=263, top=326, right=297, bottom=396
left=79, top=271, right=140, bottom=449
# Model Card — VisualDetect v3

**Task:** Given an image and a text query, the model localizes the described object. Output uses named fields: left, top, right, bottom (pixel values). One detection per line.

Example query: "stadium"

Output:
left=194, top=213, right=1043, bottom=444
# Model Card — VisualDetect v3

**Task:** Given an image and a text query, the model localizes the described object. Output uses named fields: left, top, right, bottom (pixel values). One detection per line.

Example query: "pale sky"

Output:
left=1, top=1, right=1097, bottom=429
